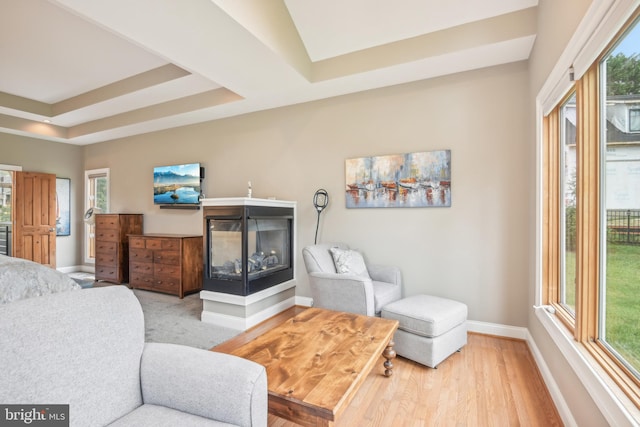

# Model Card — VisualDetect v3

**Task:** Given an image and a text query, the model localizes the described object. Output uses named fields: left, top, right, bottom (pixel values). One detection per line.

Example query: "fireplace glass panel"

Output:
left=203, top=204, right=294, bottom=296
left=208, top=218, right=290, bottom=281
left=209, top=219, right=242, bottom=279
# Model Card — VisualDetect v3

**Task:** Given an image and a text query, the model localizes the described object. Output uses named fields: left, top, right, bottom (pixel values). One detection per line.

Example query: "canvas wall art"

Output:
left=345, top=150, right=451, bottom=208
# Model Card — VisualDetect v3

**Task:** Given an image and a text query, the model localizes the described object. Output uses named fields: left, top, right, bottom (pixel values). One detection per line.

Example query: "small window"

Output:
left=0, top=170, right=13, bottom=256
left=0, top=165, right=21, bottom=257
left=84, top=168, right=109, bottom=264
left=560, top=93, right=577, bottom=316
left=630, top=108, right=640, bottom=132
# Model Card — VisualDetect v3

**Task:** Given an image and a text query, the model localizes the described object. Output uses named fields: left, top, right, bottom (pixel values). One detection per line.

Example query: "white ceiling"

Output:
left=0, top=0, right=537, bottom=145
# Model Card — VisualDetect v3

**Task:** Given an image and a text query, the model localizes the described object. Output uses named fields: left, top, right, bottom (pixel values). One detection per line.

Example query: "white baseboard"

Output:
left=57, top=265, right=94, bottom=274
left=295, top=296, right=313, bottom=307
left=466, top=319, right=528, bottom=340
left=524, top=326, right=577, bottom=427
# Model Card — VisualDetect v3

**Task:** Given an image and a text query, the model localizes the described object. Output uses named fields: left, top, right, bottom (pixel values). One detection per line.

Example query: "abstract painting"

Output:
left=345, top=150, right=451, bottom=208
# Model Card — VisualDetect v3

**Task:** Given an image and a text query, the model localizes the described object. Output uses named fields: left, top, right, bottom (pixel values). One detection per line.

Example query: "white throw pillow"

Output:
left=329, top=247, right=370, bottom=279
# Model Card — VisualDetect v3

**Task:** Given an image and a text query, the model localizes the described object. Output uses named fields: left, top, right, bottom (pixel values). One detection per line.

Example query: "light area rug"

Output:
left=132, top=288, right=240, bottom=350
left=67, top=273, right=240, bottom=350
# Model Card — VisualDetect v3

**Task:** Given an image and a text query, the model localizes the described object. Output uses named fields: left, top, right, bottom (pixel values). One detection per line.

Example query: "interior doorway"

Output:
left=0, top=165, right=58, bottom=268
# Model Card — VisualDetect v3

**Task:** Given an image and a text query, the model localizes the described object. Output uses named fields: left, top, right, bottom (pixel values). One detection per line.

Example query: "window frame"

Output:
left=542, top=14, right=640, bottom=408
left=630, top=108, right=640, bottom=132
left=559, top=92, right=578, bottom=317
left=543, top=96, right=578, bottom=331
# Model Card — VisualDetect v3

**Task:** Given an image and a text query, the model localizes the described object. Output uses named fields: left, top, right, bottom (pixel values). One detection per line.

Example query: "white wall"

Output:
left=84, top=61, right=531, bottom=327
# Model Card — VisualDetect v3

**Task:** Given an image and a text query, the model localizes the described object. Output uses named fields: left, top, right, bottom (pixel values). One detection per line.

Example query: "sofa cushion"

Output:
left=372, top=281, right=402, bottom=315
left=381, top=294, right=467, bottom=338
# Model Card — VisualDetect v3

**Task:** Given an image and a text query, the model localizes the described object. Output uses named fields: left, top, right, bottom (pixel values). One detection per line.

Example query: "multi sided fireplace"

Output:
left=202, top=198, right=294, bottom=296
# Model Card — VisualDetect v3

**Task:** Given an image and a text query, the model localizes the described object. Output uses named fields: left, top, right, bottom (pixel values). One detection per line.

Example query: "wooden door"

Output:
left=13, top=172, right=57, bottom=267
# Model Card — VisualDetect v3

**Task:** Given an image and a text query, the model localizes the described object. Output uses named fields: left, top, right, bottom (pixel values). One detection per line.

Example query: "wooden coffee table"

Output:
left=213, top=307, right=399, bottom=427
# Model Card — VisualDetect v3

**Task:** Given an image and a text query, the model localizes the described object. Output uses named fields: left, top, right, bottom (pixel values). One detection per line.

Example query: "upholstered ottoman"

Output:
left=381, top=295, right=467, bottom=368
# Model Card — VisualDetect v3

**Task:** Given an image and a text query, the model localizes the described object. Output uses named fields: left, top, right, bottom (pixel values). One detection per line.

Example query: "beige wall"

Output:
left=1, top=134, right=84, bottom=267
left=85, top=61, right=531, bottom=327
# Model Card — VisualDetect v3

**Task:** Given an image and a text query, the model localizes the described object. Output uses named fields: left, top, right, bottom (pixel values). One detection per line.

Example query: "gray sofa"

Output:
left=0, top=286, right=267, bottom=427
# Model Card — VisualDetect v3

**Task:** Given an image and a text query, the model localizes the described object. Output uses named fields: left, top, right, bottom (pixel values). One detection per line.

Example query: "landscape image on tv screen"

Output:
left=153, top=163, right=201, bottom=205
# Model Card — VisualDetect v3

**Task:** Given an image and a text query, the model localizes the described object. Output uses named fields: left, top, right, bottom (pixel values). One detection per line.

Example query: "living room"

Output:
left=2, top=1, right=640, bottom=426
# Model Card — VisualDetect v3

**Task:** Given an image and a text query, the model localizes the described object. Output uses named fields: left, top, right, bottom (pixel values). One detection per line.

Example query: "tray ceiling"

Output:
left=0, top=0, right=537, bottom=145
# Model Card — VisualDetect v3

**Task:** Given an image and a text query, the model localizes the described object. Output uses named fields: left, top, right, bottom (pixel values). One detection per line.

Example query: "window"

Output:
left=0, top=170, right=13, bottom=256
left=600, top=20, right=640, bottom=380
left=543, top=11, right=640, bottom=407
left=631, top=108, right=640, bottom=132
left=560, top=93, right=577, bottom=316
left=84, top=168, right=109, bottom=264
left=0, top=165, right=22, bottom=257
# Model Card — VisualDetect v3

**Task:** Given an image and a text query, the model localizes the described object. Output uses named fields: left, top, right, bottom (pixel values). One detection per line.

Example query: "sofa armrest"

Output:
left=367, top=264, right=402, bottom=287
left=308, top=272, right=375, bottom=316
left=140, top=342, right=267, bottom=427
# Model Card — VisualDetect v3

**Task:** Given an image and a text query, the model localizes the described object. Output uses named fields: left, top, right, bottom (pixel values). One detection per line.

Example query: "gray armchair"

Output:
left=302, top=242, right=402, bottom=316
left=0, top=286, right=267, bottom=427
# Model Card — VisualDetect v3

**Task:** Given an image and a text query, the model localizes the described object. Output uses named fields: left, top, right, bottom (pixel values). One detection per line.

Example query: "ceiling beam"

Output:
left=53, top=64, right=191, bottom=115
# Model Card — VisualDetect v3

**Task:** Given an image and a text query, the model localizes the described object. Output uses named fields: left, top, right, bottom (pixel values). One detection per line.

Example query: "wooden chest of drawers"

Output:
left=94, top=214, right=143, bottom=284
left=128, top=234, right=203, bottom=298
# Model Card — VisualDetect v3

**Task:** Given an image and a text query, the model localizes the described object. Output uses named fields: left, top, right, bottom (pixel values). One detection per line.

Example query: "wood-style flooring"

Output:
left=214, top=307, right=563, bottom=427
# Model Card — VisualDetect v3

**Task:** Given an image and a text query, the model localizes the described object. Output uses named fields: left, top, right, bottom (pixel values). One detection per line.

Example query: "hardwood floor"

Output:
left=213, top=307, right=563, bottom=427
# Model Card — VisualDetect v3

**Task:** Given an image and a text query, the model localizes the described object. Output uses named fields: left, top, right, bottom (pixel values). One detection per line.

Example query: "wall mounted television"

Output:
left=153, top=162, right=203, bottom=206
